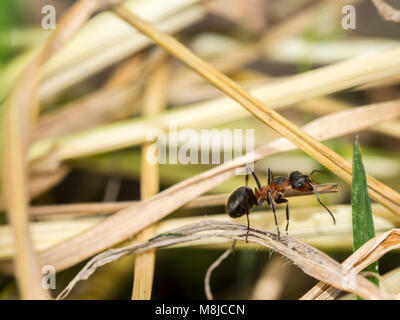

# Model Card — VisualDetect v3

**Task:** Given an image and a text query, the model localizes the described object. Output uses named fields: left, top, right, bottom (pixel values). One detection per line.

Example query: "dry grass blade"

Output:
left=302, top=228, right=400, bottom=299
left=39, top=0, right=204, bottom=102
left=0, top=0, right=117, bottom=299
left=29, top=52, right=400, bottom=166
left=296, top=97, right=400, bottom=140
left=0, top=203, right=397, bottom=261
left=35, top=86, right=140, bottom=140
left=40, top=185, right=337, bottom=215
left=341, top=266, right=400, bottom=299
left=0, top=166, right=70, bottom=212
left=28, top=167, right=70, bottom=200
left=204, top=240, right=237, bottom=300
left=56, top=221, right=394, bottom=300
left=132, top=57, right=169, bottom=300
left=29, top=183, right=338, bottom=218
left=113, top=5, right=400, bottom=214
left=173, top=0, right=360, bottom=88
left=33, top=50, right=166, bottom=140
left=371, top=0, right=400, bottom=23
left=37, top=99, right=400, bottom=271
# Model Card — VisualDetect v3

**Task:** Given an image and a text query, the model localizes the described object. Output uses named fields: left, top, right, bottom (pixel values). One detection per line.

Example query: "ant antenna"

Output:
left=311, top=183, right=336, bottom=225
left=309, top=169, right=322, bottom=177
left=246, top=166, right=262, bottom=190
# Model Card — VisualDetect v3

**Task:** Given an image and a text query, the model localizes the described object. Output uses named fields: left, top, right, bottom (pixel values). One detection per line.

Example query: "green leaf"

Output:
left=352, top=137, right=379, bottom=294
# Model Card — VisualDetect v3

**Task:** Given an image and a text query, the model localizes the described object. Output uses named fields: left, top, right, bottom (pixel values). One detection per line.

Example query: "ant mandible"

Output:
left=226, top=167, right=336, bottom=242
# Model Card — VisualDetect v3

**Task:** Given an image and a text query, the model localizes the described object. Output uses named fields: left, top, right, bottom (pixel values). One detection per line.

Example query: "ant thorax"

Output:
left=270, top=177, right=290, bottom=194
left=254, top=185, right=271, bottom=201
left=254, top=176, right=290, bottom=202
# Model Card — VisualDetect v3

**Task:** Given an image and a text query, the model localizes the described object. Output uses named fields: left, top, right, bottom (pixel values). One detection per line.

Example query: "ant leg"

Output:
left=268, top=191, right=280, bottom=238
left=245, top=212, right=250, bottom=243
left=243, top=190, right=251, bottom=243
left=276, top=197, right=289, bottom=235
left=245, top=167, right=249, bottom=187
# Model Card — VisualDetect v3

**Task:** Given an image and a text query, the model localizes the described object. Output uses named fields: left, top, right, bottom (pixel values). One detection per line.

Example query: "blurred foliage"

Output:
left=0, top=1, right=20, bottom=63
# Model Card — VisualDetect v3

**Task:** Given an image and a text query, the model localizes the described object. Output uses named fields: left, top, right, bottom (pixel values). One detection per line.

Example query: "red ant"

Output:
left=226, top=167, right=336, bottom=241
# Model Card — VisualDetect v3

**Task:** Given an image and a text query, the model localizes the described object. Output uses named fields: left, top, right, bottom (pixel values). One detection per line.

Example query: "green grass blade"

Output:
left=352, top=137, right=379, bottom=291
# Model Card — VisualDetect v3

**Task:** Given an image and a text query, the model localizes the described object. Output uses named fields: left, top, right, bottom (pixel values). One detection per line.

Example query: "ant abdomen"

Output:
left=226, top=186, right=257, bottom=218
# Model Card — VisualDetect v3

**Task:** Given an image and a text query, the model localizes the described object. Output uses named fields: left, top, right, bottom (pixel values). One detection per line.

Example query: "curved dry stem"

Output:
left=204, top=240, right=237, bottom=300
left=56, top=220, right=396, bottom=300
left=371, top=0, right=400, bottom=23
left=302, top=228, right=400, bottom=299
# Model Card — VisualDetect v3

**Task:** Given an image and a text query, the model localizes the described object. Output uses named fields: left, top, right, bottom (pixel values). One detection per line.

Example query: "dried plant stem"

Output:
left=39, top=0, right=204, bottom=102
left=173, top=0, right=359, bottom=88
left=341, top=266, right=400, bottom=299
left=0, top=203, right=397, bottom=261
left=0, top=0, right=116, bottom=299
left=25, top=98, right=400, bottom=202
left=28, top=166, right=70, bottom=200
left=204, top=240, right=237, bottom=300
left=30, top=52, right=400, bottom=166
left=302, top=228, right=400, bottom=299
left=113, top=6, right=400, bottom=215
left=29, top=183, right=338, bottom=218
left=132, top=57, right=169, bottom=300
left=371, top=0, right=400, bottom=23
left=34, top=49, right=166, bottom=140
left=296, top=97, right=400, bottom=140
left=57, top=221, right=395, bottom=300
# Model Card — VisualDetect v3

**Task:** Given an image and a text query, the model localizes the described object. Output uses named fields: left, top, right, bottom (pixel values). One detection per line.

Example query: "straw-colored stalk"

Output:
left=40, top=2, right=203, bottom=102
left=0, top=0, right=114, bottom=300
left=28, top=184, right=338, bottom=218
left=132, top=57, right=169, bottom=300
left=2, top=95, right=394, bottom=212
left=295, top=97, right=400, bottom=140
left=302, top=227, right=400, bottom=299
left=340, top=266, right=400, bottom=299
left=172, top=0, right=361, bottom=88
left=1, top=203, right=398, bottom=262
left=371, top=0, right=400, bottom=23
left=33, top=48, right=168, bottom=141
left=113, top=6, right=400, bottom=214
left=33, top=54, right=144, bottom=140
left=29, top=46, right=400, bottom=167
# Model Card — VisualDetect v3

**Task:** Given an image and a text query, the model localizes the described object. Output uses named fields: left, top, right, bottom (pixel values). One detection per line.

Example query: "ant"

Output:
left=226, top=167, right=336, bottom=242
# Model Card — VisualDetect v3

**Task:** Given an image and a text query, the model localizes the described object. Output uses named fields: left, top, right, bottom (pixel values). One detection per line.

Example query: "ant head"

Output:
left=290, top=170, right=336, bottom=225
left=289, top=171, right=313, bottom=192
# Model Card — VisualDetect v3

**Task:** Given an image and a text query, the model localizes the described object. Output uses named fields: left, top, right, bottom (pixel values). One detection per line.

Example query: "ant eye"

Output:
left=297, top=183, right=303, bottom=188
